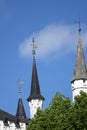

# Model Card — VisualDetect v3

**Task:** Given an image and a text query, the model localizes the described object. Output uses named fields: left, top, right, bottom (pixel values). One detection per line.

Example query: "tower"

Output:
left=27, top=38, right=45, bottom=119
left=71, top=22, right=87, bottom=101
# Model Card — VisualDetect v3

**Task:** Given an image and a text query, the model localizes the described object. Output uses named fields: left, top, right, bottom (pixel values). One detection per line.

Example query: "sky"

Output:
left=0, top=0, right=87, bottom=118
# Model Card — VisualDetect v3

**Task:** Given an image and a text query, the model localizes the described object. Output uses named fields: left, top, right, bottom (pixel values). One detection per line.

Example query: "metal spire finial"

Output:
left=16, top=80, right=24, bottom=98
left=74, top=12, right=81, bottom=35
left=78, top=15, right=81, bottom=35
left=31, top=38, right=38, bottom=59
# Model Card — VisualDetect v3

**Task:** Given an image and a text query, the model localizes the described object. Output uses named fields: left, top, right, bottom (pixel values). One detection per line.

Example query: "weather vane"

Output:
left=31, top=38, right=38, bottom=59
left=16, top=79, right=24, bottom=98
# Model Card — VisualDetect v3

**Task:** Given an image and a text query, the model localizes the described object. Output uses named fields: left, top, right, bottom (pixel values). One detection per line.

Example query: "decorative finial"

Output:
left=78, top=15, right=81, bottom=35
left=16, top=80, right=24, bottom=98
left=75, top=17, right=81, bottom=35
left=31, top=38, right=38, bottom=59
left=74, top=12, right=81, bottom=35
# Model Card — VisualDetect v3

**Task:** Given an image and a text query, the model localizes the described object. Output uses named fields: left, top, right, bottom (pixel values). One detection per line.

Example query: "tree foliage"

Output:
left=27, top=91, right=87, bottom=130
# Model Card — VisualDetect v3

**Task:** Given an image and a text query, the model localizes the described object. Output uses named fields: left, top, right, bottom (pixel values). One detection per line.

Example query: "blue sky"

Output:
left=0, top=0, right=87, bottom=118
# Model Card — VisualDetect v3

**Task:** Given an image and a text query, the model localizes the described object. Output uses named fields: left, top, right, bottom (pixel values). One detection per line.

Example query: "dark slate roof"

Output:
left=71, top=34, right=87, bottom=82
left=16, top=98, right=27, bottom=123
left=27, top=58, right=44, bottom=101
left=0, top=109, right=28, bottom=124
left=0, top=109, right=16, bottom=122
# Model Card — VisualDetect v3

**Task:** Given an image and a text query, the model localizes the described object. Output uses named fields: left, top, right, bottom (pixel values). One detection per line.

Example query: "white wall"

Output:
left=29, top=99, right=43, bottom=119
left=0, top=120, right=26, bottom=130
left=72, top=79, right=87, bottom=101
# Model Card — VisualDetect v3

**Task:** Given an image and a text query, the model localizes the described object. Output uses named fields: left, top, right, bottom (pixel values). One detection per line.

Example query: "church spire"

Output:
left=71, top=22, right=87, bottom=82
left=27, top=38, right=44, bottom=119
left=16, top=80, right=26, bottom=121
left=27, top=38, right=44, bottom=101
left=27, top=57, right=44, bottom=101
left=71, top=20, right=87, bottom=101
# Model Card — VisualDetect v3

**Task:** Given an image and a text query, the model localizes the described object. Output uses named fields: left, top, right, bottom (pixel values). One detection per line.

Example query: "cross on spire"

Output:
left=31, top=38, right=38, bottom=59
left=16, top=80, right=24, bottom=98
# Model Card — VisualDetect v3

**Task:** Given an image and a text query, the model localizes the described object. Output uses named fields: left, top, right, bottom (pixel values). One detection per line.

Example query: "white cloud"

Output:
left=19, top=24, right=87, bottom=59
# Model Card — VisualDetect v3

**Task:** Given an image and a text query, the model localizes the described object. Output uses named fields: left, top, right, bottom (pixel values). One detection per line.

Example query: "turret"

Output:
left=16, top=80, right=27, bottom=121
left=71, top=23, right=87, bottom=101
left=27, top=38, right=44, bottom=119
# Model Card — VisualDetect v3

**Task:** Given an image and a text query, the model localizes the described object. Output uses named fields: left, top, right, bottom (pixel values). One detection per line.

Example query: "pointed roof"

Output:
left=71, top=31, right=87, bottom=82
left=16, top=98, right=27, bottom=121
left=27, top=58, right=44, bottom=101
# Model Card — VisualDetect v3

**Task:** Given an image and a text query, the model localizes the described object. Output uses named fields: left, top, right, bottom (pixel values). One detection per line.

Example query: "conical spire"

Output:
left=27, top=58, right=44, bottom=101
left=71, top=27, right=87, bottom=82
left=16, top=98, right=26, bottom=120
left=27, top=38, right=44, bottom=101
left=16, top=80, right=26, bottom=121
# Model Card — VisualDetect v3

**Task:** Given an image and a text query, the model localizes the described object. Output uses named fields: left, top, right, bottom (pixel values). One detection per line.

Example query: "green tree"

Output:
left=71, top=91, right=87, bottom=130
left=27, top=91, right=87, bottom=130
